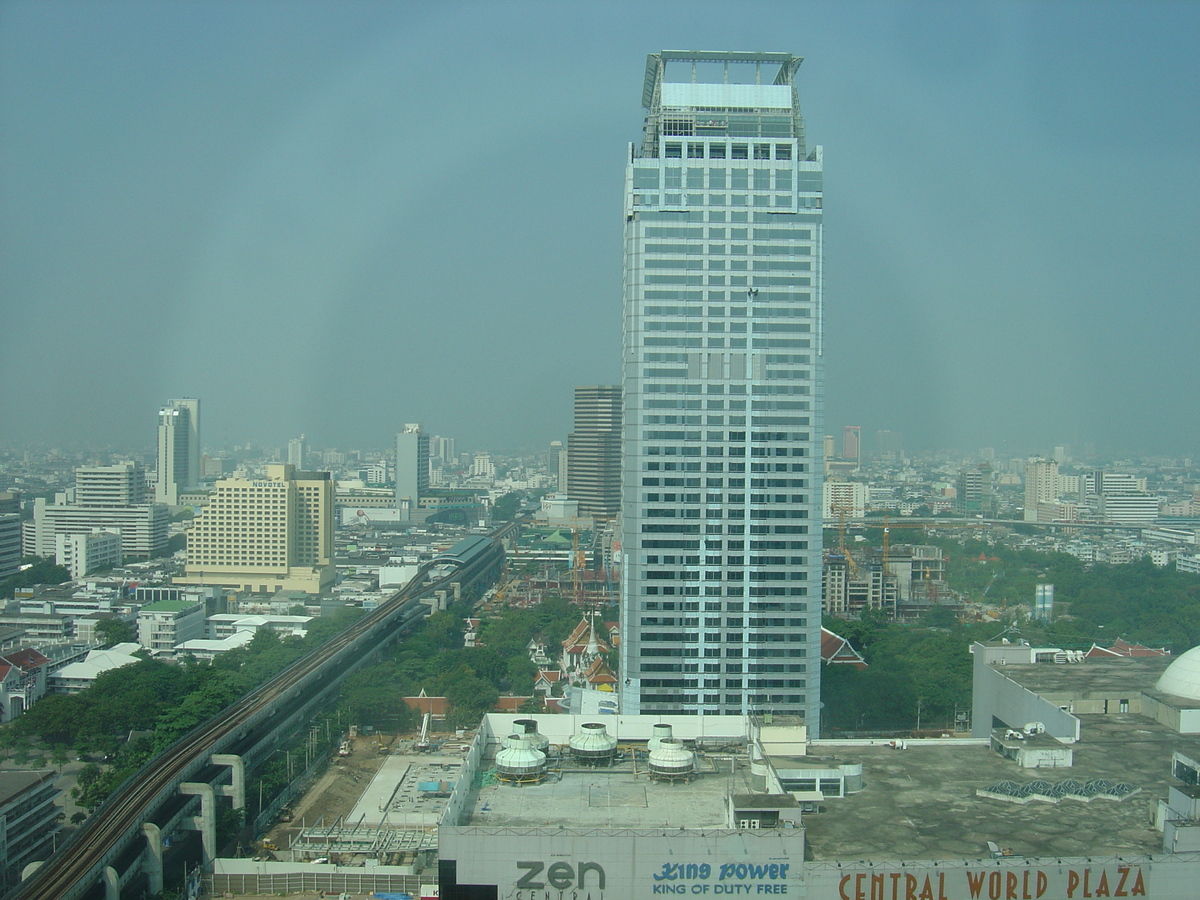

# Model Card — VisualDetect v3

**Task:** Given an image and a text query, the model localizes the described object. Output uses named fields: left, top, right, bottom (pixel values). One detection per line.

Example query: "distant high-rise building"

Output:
left=620, top=51, right=823, bottom=723
left=178, top=463, right=334, bottom=594
left=874, top=430, right=904, bottom=460
left=566, top=386, right=621, bottom=522
left=1024, top=459, right=1059, bottom=522
left=471, top=454, right=496, bottom=480
left=287, top=434, right=307, bottom=468
left=156, top=398, right=200, bottom=505
left=547, top=440, right=565, bottom=485
left=823, top=480, right=866, bottom=520
left=0, top=507, right=20, bottom=579
left=843, top=426, right=861, bottom=464
left=395, top=424, right=430, bottom=520
left=956, top=464, right=993, bottom=515
left=432, top=436, right=457, bottom=464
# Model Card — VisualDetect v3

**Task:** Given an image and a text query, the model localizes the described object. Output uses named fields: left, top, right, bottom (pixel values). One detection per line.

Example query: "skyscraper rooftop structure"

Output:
left=620, top=51, right=824, bottom=724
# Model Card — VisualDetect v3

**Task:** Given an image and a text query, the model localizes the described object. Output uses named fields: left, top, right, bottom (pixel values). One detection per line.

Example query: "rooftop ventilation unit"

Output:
left=512, top=718, right=550, bottom=753
left=569, top=722, right=618, bottom=767
left=648, top=737, right=696, bottom=783
left=495, top=733, right=548, bottom=784
left=648, top=723, right=674, bottom=754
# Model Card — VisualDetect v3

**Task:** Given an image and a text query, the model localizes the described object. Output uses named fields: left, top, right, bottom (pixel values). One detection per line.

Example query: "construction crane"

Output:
left=415, top=712, right=431, bottom=752
left=834, top=505, right=859, bottom=576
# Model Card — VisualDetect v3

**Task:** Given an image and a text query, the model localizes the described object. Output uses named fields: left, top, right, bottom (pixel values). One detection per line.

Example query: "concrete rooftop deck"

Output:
left=803, top=716, right=1200, bottom=862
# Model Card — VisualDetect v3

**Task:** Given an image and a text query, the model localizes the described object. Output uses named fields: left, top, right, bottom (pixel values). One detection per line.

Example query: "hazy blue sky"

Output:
left=2, top=1, right=1197, bottom=457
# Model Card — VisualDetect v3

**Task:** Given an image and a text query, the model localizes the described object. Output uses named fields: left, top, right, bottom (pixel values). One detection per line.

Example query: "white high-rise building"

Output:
left=287, top=434, right=307, bottom=468
left=1023, top=459, right=1059, bottom=522
left=823, top=481, right=867, bottom=520
left=75, top=461, right=147, bottom=507
left=619, top=51, right=824, bottom=724
left=23, top=462, right=168, bottom=560
left=395, top=424, right=430, bottom=520
left=156, top=398, right=200, bottom=505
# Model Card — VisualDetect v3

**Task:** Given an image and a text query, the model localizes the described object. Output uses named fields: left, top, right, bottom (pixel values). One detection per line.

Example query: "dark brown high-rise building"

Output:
left=566, top=386, right=621, bottom=521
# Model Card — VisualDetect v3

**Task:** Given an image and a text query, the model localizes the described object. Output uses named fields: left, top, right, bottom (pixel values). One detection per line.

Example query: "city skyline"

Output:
left=2, top=3, right=1198, bottom=455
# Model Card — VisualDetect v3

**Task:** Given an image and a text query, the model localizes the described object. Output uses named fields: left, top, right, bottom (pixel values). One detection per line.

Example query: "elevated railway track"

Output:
left=8, top=526, right=510, bottom=900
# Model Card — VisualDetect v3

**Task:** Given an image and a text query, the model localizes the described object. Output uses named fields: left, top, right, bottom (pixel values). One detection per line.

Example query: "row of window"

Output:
left=644, top=245, right=813, bottom=258
left=643, top=275, right=812, bottom=288
left=640, top=646, right=807, bottom=657
left=643, top=227, right=813, bottom=241
left=661, top=141, right=793, bottom=160
left=637, top=168, right=803, bottom=191
left=635, top=193, right=811, bottom=210
left=640, top=361, right=811, bottom=377
left=642, top=308, right=811, bottom=320
left=643, top=678, right=806, bottom=689
left=642, top=636, right=808, bottom=647
left=639, top=663, right=807, bottom=673
left=643, top=585, right=809, bottom=595
left=644, top=570, right=807, bottom=582
left=640, top=617, right=807, bottom=628
left=642, top=601, right=807, bottom=611
left=643, top=555, right=808, bottom=568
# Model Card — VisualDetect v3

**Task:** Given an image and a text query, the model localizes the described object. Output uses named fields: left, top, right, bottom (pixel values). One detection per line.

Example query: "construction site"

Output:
left=821, top=517, right=1010, bottom=621
left=479, top=522, right=619, bottom=613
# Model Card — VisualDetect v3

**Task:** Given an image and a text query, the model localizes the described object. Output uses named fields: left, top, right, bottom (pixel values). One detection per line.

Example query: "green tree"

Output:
left=94, top=617, right=136, bottom=646
left=0, top=556, right=70, bottom=599
left=491, top=492, right=523, bottom=522
left=422, top=611, right=465, bottom=650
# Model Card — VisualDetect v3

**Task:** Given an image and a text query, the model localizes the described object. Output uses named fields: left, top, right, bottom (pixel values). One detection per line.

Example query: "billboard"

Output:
left=439, top=829, right=1200, bottom=900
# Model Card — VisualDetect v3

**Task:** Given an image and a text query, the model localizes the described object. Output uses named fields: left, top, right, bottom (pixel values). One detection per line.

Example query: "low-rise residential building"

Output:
left=205, top=614, right=311, bottom=640
left=137, top=599, right=205, bottom=653
left=174, top=631, right=254, bottom=660
left=54, top=529, right=121, bottom=580
left=0, top=614, right=72, bottom=643
left=0, top=649, right=50, bottom=722
left=47, top=643, right=141, bottom=693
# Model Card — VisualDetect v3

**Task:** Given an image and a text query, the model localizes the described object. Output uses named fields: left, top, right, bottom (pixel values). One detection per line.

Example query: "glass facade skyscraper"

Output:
left=619, top=52, right=824, bottom=725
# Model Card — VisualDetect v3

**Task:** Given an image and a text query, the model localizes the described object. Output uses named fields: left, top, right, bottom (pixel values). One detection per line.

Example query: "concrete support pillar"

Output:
left=180, top=782, right=216, bottom=863
left=103, top=865, right=120, bottom=900
left=142, top=821, right=164, bottom=895
left=212, top=753, right=246, bottom=810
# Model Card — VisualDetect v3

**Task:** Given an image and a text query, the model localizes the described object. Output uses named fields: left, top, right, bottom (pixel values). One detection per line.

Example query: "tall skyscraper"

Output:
left=395, top=424, right=430, bottom=520
left=842, top=425, right=861, bottom=464
left=178, top=464, right=334, bottom=594
left=619, top=51, right=823, bottom=724
left=156, top=398, right=200, bottom=505
left=566, top=386, right=622, bottom=522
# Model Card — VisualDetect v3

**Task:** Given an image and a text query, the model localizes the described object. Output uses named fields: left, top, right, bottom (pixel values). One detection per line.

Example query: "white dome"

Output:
left=1155, top=646, right=1200, bottom=700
